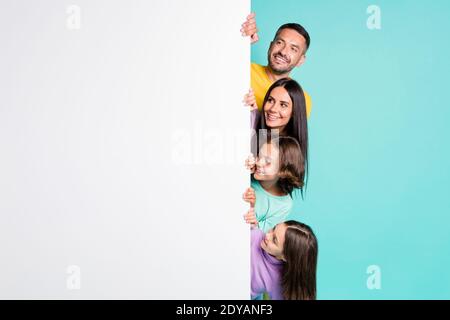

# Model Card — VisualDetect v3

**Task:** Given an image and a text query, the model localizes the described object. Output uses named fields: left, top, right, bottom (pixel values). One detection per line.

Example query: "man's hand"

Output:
left=240, top=12, right=259, bottom=44
left=243, top=89, right=258, bottom=111
left=242, top=187, right=256, bottom=207
left=244, top=207, right=258, bottom=229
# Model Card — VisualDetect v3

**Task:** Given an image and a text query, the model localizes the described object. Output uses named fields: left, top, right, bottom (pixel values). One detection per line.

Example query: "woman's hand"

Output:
left=244, top=208, right=258, bottom=228
left=243, top=89, right=258, bottom=111
left=245, top=153, right=256, bottom=173
left=242, top=187, right=256, bottom=207
left=240, top=12, right=259, bottom=44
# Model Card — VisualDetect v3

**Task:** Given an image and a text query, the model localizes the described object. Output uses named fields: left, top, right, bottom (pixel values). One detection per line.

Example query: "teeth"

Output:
left=268, top=115, right=280, bottom=120
left=275, top=55, right=287, bottom=63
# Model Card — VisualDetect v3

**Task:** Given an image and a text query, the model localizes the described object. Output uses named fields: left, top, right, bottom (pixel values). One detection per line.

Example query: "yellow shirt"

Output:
left=251, top=62, right=312, bottom=118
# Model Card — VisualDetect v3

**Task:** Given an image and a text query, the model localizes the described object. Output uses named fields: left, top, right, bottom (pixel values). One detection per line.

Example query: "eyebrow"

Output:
left=276, top=37, right=300, bottom=49
left=268, top=95, right=290, bottom=105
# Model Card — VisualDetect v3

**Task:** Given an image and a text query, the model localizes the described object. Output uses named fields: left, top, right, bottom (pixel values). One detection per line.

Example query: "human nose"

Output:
left=268, top=101, right=281, bottom=113
left=256, top=156, right=264, bottom=167
left=279, top=43, right=288, bottom=56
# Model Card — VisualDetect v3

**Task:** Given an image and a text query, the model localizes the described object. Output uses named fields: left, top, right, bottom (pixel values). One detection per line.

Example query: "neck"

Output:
left=265, top=65, right=290, bottom=82
left=270, top=126, right=287, bottom=137
left=259, top=179, right=285, bottom=196
left=279, top=127, right=288, bottom=136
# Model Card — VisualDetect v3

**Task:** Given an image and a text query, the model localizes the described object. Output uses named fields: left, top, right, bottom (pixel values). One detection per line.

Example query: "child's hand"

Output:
left=245, top=153, right=256, bottom=173
left=242, top=187, right=256, bottom=207
left=243, top=89, right=258, bottom=111
left=244, top=208, right=258, bottom=228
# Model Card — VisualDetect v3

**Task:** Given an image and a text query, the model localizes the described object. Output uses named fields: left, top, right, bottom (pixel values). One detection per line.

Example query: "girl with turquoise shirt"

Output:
left=243, top=135, right=304, bottom=232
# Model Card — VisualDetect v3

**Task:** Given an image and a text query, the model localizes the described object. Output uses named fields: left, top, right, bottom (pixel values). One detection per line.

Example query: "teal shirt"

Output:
left=251, top=179, right=293, bottom=233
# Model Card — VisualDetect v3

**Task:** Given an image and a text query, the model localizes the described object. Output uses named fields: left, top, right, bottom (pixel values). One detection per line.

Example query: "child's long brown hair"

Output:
left=281, top=220, right=318, bottom=300
left=269, top=136, right=305, bottom=196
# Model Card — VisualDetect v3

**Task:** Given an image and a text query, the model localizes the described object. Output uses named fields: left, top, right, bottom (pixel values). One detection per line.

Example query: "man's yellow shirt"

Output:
left=251, top=62, right=312, bottom=118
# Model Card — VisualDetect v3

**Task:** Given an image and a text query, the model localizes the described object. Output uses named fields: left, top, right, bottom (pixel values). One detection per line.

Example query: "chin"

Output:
left=266, top=120, right=282, bottom=128
left=253, top=173, right=275, bottom=181
left=266, top=122, right=285, bottom=131
left=269, top=65, right=282, bottom=73
left=260, top=240, right=267, bottom=251
left=253, top=173, right=263, bottom=180
left=269, top=62, right=288, bottom=74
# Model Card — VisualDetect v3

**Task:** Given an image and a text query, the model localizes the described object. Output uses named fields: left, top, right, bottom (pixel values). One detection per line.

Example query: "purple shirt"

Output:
left=251, top=228, right=284, bottom=300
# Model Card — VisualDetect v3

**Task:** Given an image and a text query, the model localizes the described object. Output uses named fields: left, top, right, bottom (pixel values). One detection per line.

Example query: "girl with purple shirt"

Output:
left=244, top=212, right=318, bottom=300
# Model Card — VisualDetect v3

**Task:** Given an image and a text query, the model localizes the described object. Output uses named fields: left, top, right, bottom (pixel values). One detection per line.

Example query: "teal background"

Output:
left=252, top=0, right=450, bottom=299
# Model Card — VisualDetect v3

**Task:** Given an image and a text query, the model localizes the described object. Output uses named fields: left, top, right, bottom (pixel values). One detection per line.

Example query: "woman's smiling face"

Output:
left=263, top=86, right=293, bottom=133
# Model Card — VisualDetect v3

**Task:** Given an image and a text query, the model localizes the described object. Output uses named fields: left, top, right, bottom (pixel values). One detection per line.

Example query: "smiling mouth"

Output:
left=274, top=54, right=288, bottom=64
left=267, top=114, right=281, bottom=121
left=256, top=168, right=265, bottom=175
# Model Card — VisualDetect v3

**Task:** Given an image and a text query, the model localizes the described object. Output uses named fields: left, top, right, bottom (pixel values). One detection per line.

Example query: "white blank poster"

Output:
left=0, top=0, right=250, bottom=299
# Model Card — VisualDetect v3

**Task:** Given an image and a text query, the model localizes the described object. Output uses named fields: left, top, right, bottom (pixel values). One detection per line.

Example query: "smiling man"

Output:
left=242, top=16, right=312, bottom=117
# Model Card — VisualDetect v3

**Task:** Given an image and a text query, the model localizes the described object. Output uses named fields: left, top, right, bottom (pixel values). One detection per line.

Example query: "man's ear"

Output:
left=296, top=54, right=306, bottom=67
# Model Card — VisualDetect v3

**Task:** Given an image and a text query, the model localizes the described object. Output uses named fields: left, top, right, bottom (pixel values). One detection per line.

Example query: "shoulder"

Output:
left=251, top=228, right=265, bottom=243
left=251, top=179, right=264, bottom=196
left=267, top=195, right=293, bottom=218
left=251, top=228, right=265, bottom=255
left=268, top=287, right=284, bottom=300
left=284, top=197, right=294, bottom=214
left=251, top=178, right=260, bottom=188
left=251, top=62, right=263, bottom=70
left=251, top=63, right=266, bottom=76
left=303, top=89, right=311, bottom=102
left=302, top=89, right=313, bottom=118
left=277, top=193, right=294, bottom=207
